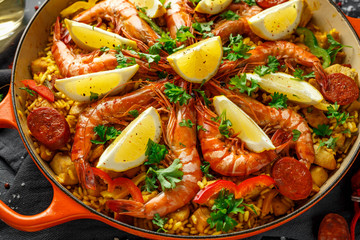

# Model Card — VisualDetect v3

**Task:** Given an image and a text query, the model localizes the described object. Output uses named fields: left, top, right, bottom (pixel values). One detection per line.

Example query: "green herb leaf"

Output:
left=156, top=71, right=168, bottom=79
left=0, top=93, right=3, bottom=102
left=179, top=119, right=194, bottom=128
left=197, top=125, right=208, bottom=132
left=193, top=89, right=211, bottom=106
left=253, top=55, right=279, bottom=76
left=144, top=174, right=158, bottom=192
left=292, top=129, right=301, bottom=141
left=91, top=125, right=121, bottom=144
left=157, top=32, right=184, bottom=54
left=136, top=51, right=161, bottom=65
left=200, top=161, right=214, bottom=179
left=319, top=136, right=338, bottom=150
left=128, top=109, right=139, bottom=118
left=223, top=34, right=252, bottom=61
left=342, top=129, right=351, bottom=134
left=148, top=158, right=183, bottom=191
left=327, top=102, right=349, bottom=127
left=152, top=213, right=168, bottom=232
left=313, top=124, right=333, bottom=137
left=291, top=68, right=315, bottom=80
left=19, top=87, right=35, bottom=96
left=234, top=0, right=257, bottom=5
left=176, top=26, right=195, bottom=42
left=207, top=189, right=246, bottom=233
left=164, top=2, right=171, bottom=8
left=229, top=74, right=259, bottom=96
left=90, top=91, right=99, bottom=101
left=164, top=82, right=192, bottom=106
left=219, top=10, right=239, bottom=20
left=326, top=34, right=352, bottom=64
left=269, top=92, right=288, bottom=109
left=115, top=51, right=136, bottom=69
left=215, top=111, right=232, bottom=138
left=192, top=21, right=214, bottom=33
left=100, top=46, right=109, bottom=52
left=145, top=139, right=168, bottom=165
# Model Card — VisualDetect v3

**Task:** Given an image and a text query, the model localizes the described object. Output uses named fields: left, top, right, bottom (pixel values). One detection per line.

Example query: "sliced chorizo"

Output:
left=318, top=213, right=350, bottom=240
left=27, top=107, right=70, bottom=150
left=271, top=157, right=312, bottom=200
left=321, top=73, right=359, bottom=105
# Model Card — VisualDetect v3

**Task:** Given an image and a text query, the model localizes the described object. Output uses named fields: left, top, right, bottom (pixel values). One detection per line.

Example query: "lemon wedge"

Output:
left=97, top=107, right=162, bottom=172
left=314, top=101, right=334, bottom=111
left=195, top=0, right=233, bottom=15
left=64, top=19, right=137, bottom=51
left=130, top=0, right=166, bottom=18
left=213, top=96, right=275, bottom=153
left=55, top=65, right=139, bottom=102
left=248, top=0, right=304, bottom=40
left=244, top=72, right=323, bottom=105
left=167, top=36, right=223, bottom=83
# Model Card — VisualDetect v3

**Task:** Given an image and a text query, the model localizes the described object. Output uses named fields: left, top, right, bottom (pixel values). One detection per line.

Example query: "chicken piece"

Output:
left=31, top=57, right=48, bottom=75
left=272, top=197, right=291, bottom=216
left=302, top=108, right=329, bottom=128
left=310, top=166, right=328, bottom=187
left=190, top=207, right=211, bottom=233
left=314, top=144, right=336, bottom=170
left=325, top=64, right=358, bottom=81
left=346, top=100, right=360, bottom=113
left=69, top=102, right=88, bottom=116
left=50, top=152, right=79, bottom=185
left=168, top=205, right=190, bottom=222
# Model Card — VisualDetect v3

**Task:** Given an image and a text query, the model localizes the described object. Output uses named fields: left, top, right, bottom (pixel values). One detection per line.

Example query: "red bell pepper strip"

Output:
left=193, top=175, right=275, bottom=204
left=112, top=177, right=144, bottom=203
left=21, top=79, right=55, bottom=102
left=92, top=167, right=114, bottom=192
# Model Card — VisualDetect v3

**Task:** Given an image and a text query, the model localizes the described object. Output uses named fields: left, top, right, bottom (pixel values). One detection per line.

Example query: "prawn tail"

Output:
left=106, top=199, right=146, bottom=218
left=314, top=62, right=328, bottom=90
left=75, top=160, right=96, bottom=190
left=54, top=17, right=61, bottom=42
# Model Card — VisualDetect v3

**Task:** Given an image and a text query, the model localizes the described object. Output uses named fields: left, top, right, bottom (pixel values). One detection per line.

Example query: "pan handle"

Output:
left=0, top=180, right=93, bottom=231
left=0, top=91, right=17, bottom=129
left=347, top=16, right=360, bottom=37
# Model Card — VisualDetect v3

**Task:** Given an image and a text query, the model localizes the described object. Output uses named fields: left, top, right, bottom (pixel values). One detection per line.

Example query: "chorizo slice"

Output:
left=318, top=213, right=350, bottom=240
left=271, top=157, right=312, bottom=200
left=27, top=107, right=70, bottom=150
left=321, top=73, right=359, bottom=105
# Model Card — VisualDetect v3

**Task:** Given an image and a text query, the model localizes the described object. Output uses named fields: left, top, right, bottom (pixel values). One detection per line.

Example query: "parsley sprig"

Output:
left=91, top=125, right=121, bottom=144
left=223, top=34, right=252, bottom=61
left=145, top=139, right=168, bottom=166
left=292, top=129, right=301, bottom=141
left=269, top=92, right=288, bottom=109
left=152, top=213, right=167, bottom=232
left=219, top=10, right=239, bottom=20
left=0, top=93, right=3, bottom=102
left=128, top=109, right=139, bottom=118
left=229, top=74, right=259, bottom=96
left=313, top=124, right=333, bottom=137
left=200, top=161, right=214, bottom=179
left=253, top=55, right=280, bottom=76
left=291, top=69, right=315, bottom=81
left=179, top=119, right=194, bottom=128
left=164, top=82, right=192, bottom=106
left=319, top=136, right=338, bottom=150
left=213, top=111, right=232, bottom=138
left=192, top=21, right=214, bottom=36
left=19, top=87, right=35, bottom=96
left=326, top=102, right=349, bottom=127
left=207, top=189, right=247, bottom=233
left=147, top=159, right=184, bottom=191
left=115, top=51, right=136, bottom=69
left=326, top=34, right=352, bottom=64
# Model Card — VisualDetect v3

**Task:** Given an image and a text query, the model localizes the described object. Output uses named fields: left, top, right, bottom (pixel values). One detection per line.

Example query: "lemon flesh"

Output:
left=245, top=72, right=323, bottom=105
left=248, top=0, right=303, bottom=40
left=97, top=107, right=162, bottom=172
left=167, top=36, right=223, bottom=83
left=195, top=0, right=233, bottom=15
left=130, top=0, right=166, bottom=18
left=213, top=96, right=275, bottom=153
left=55, top=65, right=139, bottom=102
left=65, top=19, right=137, bottom=51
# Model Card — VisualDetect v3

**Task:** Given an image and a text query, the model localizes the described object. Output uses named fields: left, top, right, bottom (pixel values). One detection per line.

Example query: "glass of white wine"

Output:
left=0, top=0, right=25, bottom=53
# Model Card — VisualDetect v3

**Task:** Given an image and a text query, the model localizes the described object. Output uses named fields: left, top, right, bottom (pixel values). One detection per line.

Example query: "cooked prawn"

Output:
left=73, top=0, right=160, bottom=48
left=164, top=0, right=194, bottom=44
left=207, top=81, right=315, bottom=168
left=212, top=4, right=262, bottom=43
left=195, top=100, right=276, bottom=176
left=106, top=83, right=202, bottom=218
left=71, top=81, right=165, bottom=190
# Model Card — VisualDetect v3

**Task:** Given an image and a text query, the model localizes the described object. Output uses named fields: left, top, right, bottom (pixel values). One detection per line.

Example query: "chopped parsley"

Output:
left=319, top=136, right=338, bottom=150
left=253, top=55, right=280, bottom=76
left=269, top=92, right=288, bottom=109
left=229, top=74, right=259, bottom=96
left=207, top=189, right=247, bottom=233
left=136, top=51, right=161, bottom=65
left=200, top=161, right=214, bottom=179
left=156, top=71, right=168, bottom=79
left=326, top=34, right=352, bottom=64
left=0, top=93, right=3, bottom=102
left=219, top=10, right=239, bottom=20
left=223, top=34, right=252, bottom=61
left=179, top=119, right=194, bottom=128
left=197, top=125, right=207, bottom=132
left=234, top=0, right=257, bottom=5
left=152, top=213, right=167, bottom=232
left=19, top=87, right=35, bottom=96
left=90, top=92, right=99, bottom=101
left=292, top=129, right=301, bottom=141
left=128, top=109, right=139, bottom=118
left=313, top=124, right=333, bottom=137
left=145, top=139, right=168, bottom=166
left=164, top=82, right=192, bottom=106
left=193, top=89, right=211, bottom=106
left=91, top=125, right=121, bottom=144
left=326, top=102, right=349, bottom=127
left=176, top=26, right=195, bottom=42
left=115, top=51, right=136, bottom=69
left=214, top=111, right=232, bottom=138
left=147, top=158, right=184, bottom=191
left=100, top=46, right=109, bottom=52
left=192, top=21, right=214, bottom=38
left=164, top=2, right=171, bottom=9
left=291, top=69, right=315, bottom=81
